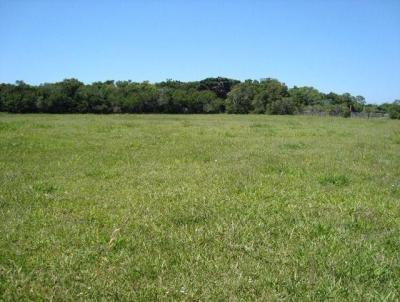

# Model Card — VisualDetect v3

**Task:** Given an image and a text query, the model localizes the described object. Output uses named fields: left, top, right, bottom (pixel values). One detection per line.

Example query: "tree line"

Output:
left=0, top=77, right=399, bottom=118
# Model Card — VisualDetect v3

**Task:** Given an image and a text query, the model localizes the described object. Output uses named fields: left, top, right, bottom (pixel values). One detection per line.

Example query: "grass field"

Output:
left=0, top=114, right=399, bottom=301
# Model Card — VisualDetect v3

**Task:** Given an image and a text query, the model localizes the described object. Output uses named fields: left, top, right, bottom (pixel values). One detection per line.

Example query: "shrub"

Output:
left=389, top=102, right=400, bottom=119
left=267, top=97, right=297, bottom=115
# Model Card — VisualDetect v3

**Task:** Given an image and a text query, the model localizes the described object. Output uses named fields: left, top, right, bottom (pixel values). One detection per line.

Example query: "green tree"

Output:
left=289, top=86, right=323, bottom=106
left=252, top=78, right=289, bottom=113
left=388, top=100, right=400, bottom=119
left=226, top=81, right=257, bottom=113
left=267, top=97, right=297, bottom=115
left=198, top=77, right=240, bottom=99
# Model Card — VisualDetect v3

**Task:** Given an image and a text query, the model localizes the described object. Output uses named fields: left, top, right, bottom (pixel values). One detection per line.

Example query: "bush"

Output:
left=267, top=97, right=297, bottom=115
left=389, top=103, right=400, bottom=119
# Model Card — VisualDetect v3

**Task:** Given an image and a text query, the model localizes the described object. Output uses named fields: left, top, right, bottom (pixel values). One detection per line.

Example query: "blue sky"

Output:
left=0, top=0, right=399, bottom=103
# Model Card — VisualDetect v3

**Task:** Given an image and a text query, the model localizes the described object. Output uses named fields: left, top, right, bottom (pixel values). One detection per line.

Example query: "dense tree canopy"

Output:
left=0, top=77, right=398, bottom=118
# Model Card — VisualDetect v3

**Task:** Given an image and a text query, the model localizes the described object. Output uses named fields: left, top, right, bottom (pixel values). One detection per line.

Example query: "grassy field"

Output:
left=0, top=114, right=399, bottom=301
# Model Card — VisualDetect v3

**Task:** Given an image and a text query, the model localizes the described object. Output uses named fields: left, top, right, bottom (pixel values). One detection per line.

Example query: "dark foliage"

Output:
left=0, top=77, right=397, bottom=116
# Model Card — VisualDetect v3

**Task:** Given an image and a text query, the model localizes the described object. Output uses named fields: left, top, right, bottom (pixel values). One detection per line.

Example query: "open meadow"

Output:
left=0, top=114, right=399, bottom=300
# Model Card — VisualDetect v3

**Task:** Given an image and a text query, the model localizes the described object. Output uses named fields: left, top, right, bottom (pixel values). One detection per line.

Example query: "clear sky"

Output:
left=0, top=0, right=399, bottom=103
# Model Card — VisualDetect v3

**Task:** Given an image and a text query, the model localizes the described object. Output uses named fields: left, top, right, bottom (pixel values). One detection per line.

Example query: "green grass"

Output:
left=0, top=114, right=399, bottom=301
